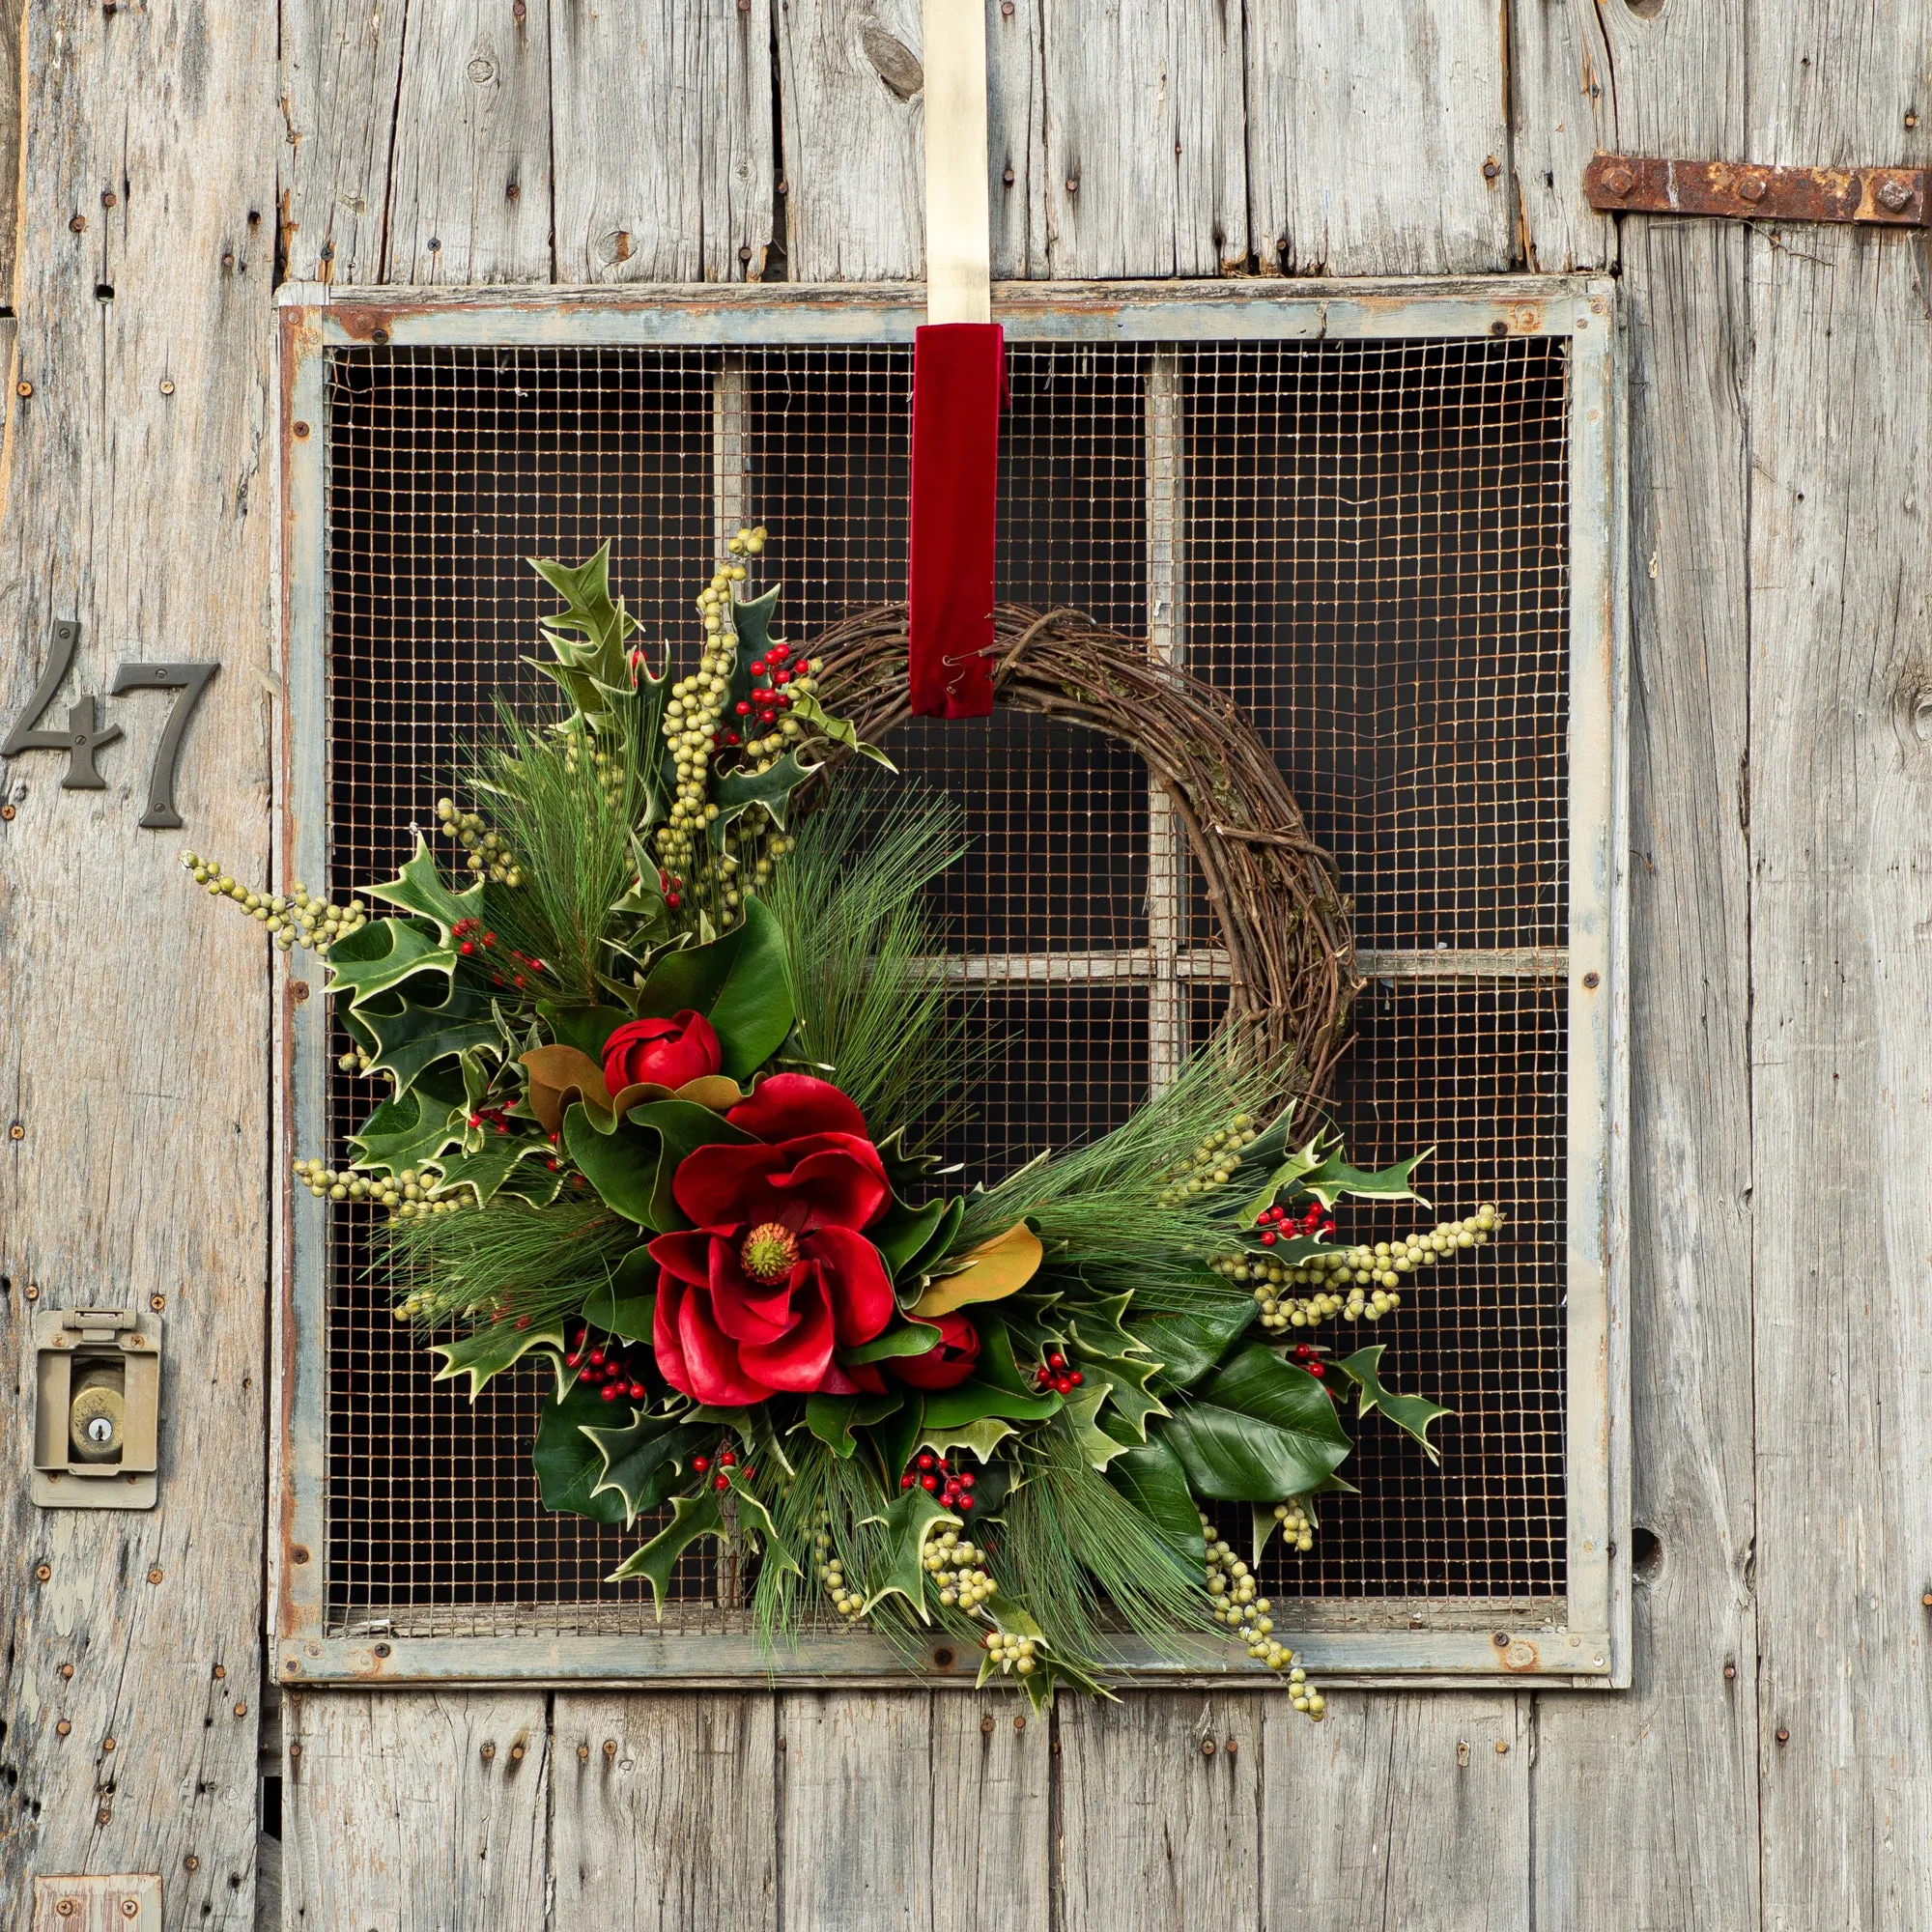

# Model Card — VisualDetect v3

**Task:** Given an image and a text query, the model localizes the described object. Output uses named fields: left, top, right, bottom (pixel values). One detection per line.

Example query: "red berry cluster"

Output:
left=1290, top=1342, right=1327, bottom=1380
left=898, top=1450, right=976, bottom=1510
left=657, top=867, right=685, bottom=913
left=454, top=919, right=551, bottom=993
left=564, top=1328, right=649, bottom=1404
left=467, top=1102, right=513, bottom=1136
left=692, top=1444, right=756, bottom=1492
left=1032, top=1350, right=1085, bottom=1396
left=1254, top=1199, right=1333, bottom=1246
left=729, top=642, right=797, bottom=736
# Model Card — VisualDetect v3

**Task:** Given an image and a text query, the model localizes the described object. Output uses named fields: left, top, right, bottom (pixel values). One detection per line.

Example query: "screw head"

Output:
left=35, top=1563, right=50, bottom=1582
left=1738, top=176, right=1768, bottom=203
left=1483, top=156, right=1502, bottom=181
left=292, top=420, right=311, bottom=439
left=151, top=1293, right=166, bottom=1311
left=14, top=380, right=31, bottom=398
left=147, top=1567, right=163, bottom=1584
left=123, top=1901, right=140, bottom=1919
left=1878, top=177, right=1914, bottom=213
left=10, top=1121, right=25, bottom=1139
left=57, top=1901, right=74, bottom=1918
left=158, top=378, right=175, bottom=395
left=0, top=804, right=14, bottom=820
left=1605, top=166, right=1635, bottom=197
left=1582, top=970, right=1601, bottom=989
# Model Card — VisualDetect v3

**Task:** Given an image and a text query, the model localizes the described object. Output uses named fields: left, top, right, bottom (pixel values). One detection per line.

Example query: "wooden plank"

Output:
left=779, top=1691, right=934, bottom=1930
left=280, top=1690, right=550, bottom=1925
left=1245, top=2, right=1509, bottom=274
left=1263, top=1695, right=1528, bottom=1929
left=1747, top=7, right=1932, bottom=1908
left=930, top=1696, right=1051, bottom=1932
left=0, top=0, right=273, bottom=1918
left=777, top=0, right=927, bottom=280
left=385, top=0, right=554, bottom=285
left=1507, top=0, right=1614, bottom=270
left=987, top=0, right=1049, bottom=280
left=1531, top=221, right=1762, bottom=1931
left=0, top=0, right=21, bottom=301
left=279, top=0, right=408, bottom=284
left=1056, top=1694, right=1258, bottom=1930
left=551, top=1692, right=779, bottom=1930
left=1040, top=0, right=1246, bottom=278
left=551, top=0, right=776, bottom=284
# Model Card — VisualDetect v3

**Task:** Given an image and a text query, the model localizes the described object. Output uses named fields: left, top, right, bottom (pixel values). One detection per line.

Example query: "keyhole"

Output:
left=86, top=1415, right=114, bottom=1445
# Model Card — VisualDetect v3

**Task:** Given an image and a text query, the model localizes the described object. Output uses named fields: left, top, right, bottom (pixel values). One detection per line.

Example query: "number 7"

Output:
left=109, top=662, right=220, bottom=830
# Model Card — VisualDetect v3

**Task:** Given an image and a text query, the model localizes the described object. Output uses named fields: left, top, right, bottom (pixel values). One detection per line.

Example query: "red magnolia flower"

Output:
left=649, top=1074, right=895, bottom=1406
left=603, top=1009, right=722, bottom=1094
left=891, top=1311, right=980, bottom=1390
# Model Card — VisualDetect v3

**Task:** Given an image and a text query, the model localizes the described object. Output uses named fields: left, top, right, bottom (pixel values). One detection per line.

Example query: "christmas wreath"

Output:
left=193, top=535, right=1500, bottom=1714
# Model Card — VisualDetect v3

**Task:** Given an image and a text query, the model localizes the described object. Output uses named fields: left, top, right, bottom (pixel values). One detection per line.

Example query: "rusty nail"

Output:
left=1065, top=177, right=1079, bottom=194
left=292, top=420, right=311, bottom=439
left=577, top=1742, right=589, bottom=1762
left=1482, top=156, right=1501, bottom=181
left=738, top=244, right=753, bottom=262
left=101, top=190, right=117, bottom=208
left=213, top=1664, right=227, bottom=1681
left=1495, top=1740, right=1509, bottom=1755
left=480, top=1742, right=497, bottom=1761
left=97, top=1809, right=111, bottom=1826
left=1776, top=1726, right=1789, bottom=1745
left=0, top=804, right=14, bottom=820
left=1724, top=1662, right=1737, bottom=1680
left=289, top=1742, right=302, bottom=1757
left=150, top=1293, right=166, bottom=1311
left=778, top=1736, right=786, bottom=1751
left=1201, top=1738, right=1215, bottom=1756
left=1492, top=1630, right=1511, bottom=1648
left=374, top=1642, right=391, bottom=1658
left=10, top=1122, right=24, bottom=1140
left=1605, top=166, right=1635, bottom=197
left=234, top=1703, right=247, bottom=1718
left=1225, top=1737, right=1237, bottom=1755
left=103, top=1736, right=116, bottom=1750
left=60, top=1662, right=73, bottom=1678
left=128, top=1334, right=145, bottom=1347
left=35, top=1562, right=50, bottom=1581
left=1922, top=1591, right=1932, bottom=1607
left=291, top=980, right=311, bottom=1004
left=738, top=0, right=749, bottom=10
left=603, top=1738, right=617, bottom=1758
left=148, top=1568, right=164, bottom=1584
left=1582, top=970, right=1601, bottom=989
left=70, top=213, right=86, bottom=232
left=1738, top=177, right=1767, bottom=203
left=1002, top=0, right=1013, bottom=11
left=512, top=0, right=525, bottom=14
left=291, top=1546, right=311, bottom=1563
left=1003, top=167, right=1015, bottom=186
left=185, top=1856, right=199, bottom=1871
left=505, top=182, right=520, bottom=199
left=1878, top=178, right=1914, bottom=213
left=1014, top=1715, right=1025, bottom=1731
left=1458, top=1740, right=1470, bottom=1766
left=509, top=1742, right=526, bottom=1762
left=14, top=381, right=31, bottom=398
left=981, top=1715, right=995, bottom=1734
left=56, top=1719, right=71, bottom=1736
left=369, top=328, right=390, bottom=346
left=777, top=179, right=789, bottom=195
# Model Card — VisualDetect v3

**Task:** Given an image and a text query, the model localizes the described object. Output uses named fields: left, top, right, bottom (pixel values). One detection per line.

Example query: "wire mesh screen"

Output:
left=318, top=333, right=1571, bottom=1638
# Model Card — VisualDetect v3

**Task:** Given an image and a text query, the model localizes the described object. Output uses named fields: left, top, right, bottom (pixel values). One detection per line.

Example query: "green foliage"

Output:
left=636, top=897, right=795, bottom=1079
left=562, top=1096, right=753, bottom=1229
left=762, top=781, right=977, bottom=1141
left=431, top=1317, right=570, bottom=1401
left=1156, top=1345, right=1354, bottom=1501
left=1331, top=1345, right=1452, bottom=1462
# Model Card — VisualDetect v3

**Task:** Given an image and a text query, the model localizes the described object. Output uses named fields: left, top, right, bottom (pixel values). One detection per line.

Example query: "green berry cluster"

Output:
left=1155, top=1112, right=1258, bottom=1208
left=1217, top=1205, right=1502, bottom=1334
left=1272, top=1498, right=1315, bottom=1553
left=1203, top=1513, right=1322, bottom=1713
left=712, top=821, right=796, bottom=915
left=560, top=734, right=628, bottom=809
left=923, top=1528, right=994, bottom=1610
left=434, top=799, right=521, bottom=886
left=812, top=1518, right=866, bottom=1622
left=181, top=852, right=368, bottom=955
left=982, top=1629, right=1039, bottom=1677
left=292, top=1157, right=464, bottom=1221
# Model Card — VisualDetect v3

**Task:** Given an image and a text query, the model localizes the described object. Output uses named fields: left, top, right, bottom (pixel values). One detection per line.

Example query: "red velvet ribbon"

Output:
left=907, top=322, right=1008, bottom=718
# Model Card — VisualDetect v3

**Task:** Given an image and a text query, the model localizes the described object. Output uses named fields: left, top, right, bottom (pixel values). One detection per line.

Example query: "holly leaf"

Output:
left=1236, top=1133, right=1329, bottom=1227
left=363, top=838, right=490, bottom=944
left=1297, top=1148, right=1431, bottom=1210
left=722, top=1475, right=802, bottom=1582
left=858, top=1485, right=960, bottom=1621
left=1158, top=1346, right=1353, bottom=1502
left=350, top=1081, right=467, bottom=1176
left=917, top=1416, right=1016, bottom=1464
left=919, top=1375, right=1060, bottom=1431
left=327, top=917, right=457, bottom=1007
left=1331, top=1345, right=1452, bottom=1463
left=608, top=1490, right=725, bottom=1615
left=806, top=1389, right=902, bottom=1458
left=838, top=1321, right=943, bottom=1367
left=430, top=1134, right=558, bottom=1208
left=432, top=1318, right=569, bottom=1401
left=709, top=751, right=817, bottom=843
left=1130, top=1297, right=1260, bottom=1394
left=1063, top=1383, right=1134, bottom=1472
left=1106, top=1435, right=1204, bottom=1559
left=637, top=897, right=794, bottom=1081
left=530, top=543, right=641, bottom=715
left=583, top=1411, right=714, bottom=1524
left=911, top=1221, right=1042, bottom=1318
left=351, top=980, right=502, bottom=1089
left=785, top=688, right=896, bottom=771
left=1076, top=1349, right=1170, bottom=1446
left=532, top=1379, right=633, bottom=1523
left=563, top=1097, right=752, bottom=1229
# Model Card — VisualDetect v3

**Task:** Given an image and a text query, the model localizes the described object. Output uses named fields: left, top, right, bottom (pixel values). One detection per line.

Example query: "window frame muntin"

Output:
left=273, top=276, right=1629, bottom=1691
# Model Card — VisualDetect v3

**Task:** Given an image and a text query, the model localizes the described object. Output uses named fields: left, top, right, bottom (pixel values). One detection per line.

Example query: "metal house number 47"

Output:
left=1, top=618, right=218, bottom=830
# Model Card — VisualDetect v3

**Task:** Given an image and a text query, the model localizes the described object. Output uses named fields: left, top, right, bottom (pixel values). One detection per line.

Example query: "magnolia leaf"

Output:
left=432, top=1318, right=569, bottom=1402
left=858, top=1485, right=960, bottom=1621
left=542, top=1003, right=633, bottom=1062
left=522, top=1044, right=610, bottom=1136
left=917, top=1416, right=1016, bottom=1464
left=583, top=1412, right=713, bottom=1524
left=1130, top=1297, right=1259, bottom=1394
left=1158, top=1346, right=1353, bottom=1502
left=839, top=1321, right=943, bottom=1366
left=637, top=897, right=794, bottom=1081
left=870, top=1195, right=951, bottom=1279
left=350, top=1082, right=468, bottom=1176
left=1331, top=1345, right=1452, bottom=1462
left=363, top=838, right=490, bottom=944
left=969, top=1315, right=1041, bottom=1400
left=919, top=1375, right=1059, bottom=1431
left=911, top=1221, right=1042, bottom=1318
left=1107, top=1436, right=1204, bottom=1558
left=532, top=1379, right=633, bottom=1524
left=563, top=1097, right=753, bottom=1229
left=327, top=917, right=457, bottom=1008
left=868, top=1395, right=925, bottom=1483
left=608, top=1490, right=726, bottom=1615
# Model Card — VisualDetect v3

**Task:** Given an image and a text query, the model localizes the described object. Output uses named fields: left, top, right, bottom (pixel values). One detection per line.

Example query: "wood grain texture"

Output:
left=281, top=1691, right=551, bottom=1927
left=1745, top=65, right=1932, bottom=1918
left=0, top=0, right=274, bottom=1920
left=278, top=0, right=407, bottom=284
left=986, top=0, right=1048, bottom=280
left=778, top=0, right=927, bottom=281
left=1056, top=1694, right=1258, bottom=1931
left=930, top=1695, right=1050, bottom=1932
left=385, top=0, right=553, bottom=284
left=1508, top=0, right=1613, bottom=270
left=0, top=0, right=21, bottom=302
left=1263, top=1695, right=1527, bottom=1930
left=1530, top=220, right=1762, bottom=1932
left=552, top=0, right=776, bottom=285
left=1245, top=1, right=1508, bottom=275
left=779, top=1691, right=935, bottom=1930
left=1040, top=0, right=1245, bottom=278
left=550, top=1691, right=779, bottom=1931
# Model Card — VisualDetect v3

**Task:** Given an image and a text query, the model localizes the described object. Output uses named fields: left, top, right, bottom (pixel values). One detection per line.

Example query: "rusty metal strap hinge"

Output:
left=1584, top=153, right=1927, bottom=226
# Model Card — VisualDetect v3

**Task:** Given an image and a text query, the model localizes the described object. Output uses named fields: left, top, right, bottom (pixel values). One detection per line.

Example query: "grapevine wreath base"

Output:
left=191, top=533, right=1503, bottom=1714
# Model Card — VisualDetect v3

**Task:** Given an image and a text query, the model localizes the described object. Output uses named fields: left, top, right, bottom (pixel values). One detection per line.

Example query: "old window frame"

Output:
left=273, top=277, right=1628, bottom=1691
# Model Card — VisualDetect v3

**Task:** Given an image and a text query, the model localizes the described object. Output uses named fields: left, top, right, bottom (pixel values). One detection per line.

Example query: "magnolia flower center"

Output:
left=740, top=1222, right=799, bottom=1284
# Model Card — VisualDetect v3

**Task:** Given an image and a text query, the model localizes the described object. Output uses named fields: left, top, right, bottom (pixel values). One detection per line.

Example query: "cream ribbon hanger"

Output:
left=923, top=0, right=992, bottom=325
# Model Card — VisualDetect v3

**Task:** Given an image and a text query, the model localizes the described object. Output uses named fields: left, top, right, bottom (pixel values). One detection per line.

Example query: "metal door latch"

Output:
left=31, top=1305, right=162, bottom=1510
